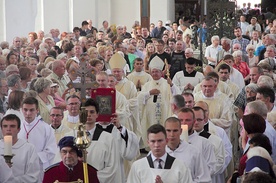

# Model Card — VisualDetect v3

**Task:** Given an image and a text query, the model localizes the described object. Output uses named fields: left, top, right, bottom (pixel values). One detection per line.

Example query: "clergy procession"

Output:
left=0, top=6, right=276, bottom=182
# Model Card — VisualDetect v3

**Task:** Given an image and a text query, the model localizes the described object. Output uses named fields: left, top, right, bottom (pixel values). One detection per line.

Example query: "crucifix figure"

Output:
left=67, top=57, right=99, bottom=104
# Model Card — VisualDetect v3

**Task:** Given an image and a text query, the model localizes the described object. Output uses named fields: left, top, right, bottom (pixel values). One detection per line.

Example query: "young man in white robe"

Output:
left=177, top=107, right=217, bottom=178
left=127, top=124, right=192, bottom=183
left=0, top=114, right=40, bottom=183
left=127, top=57, right=153, bottom=92
left=193, top=106, right=226, bottom=183
left=172, top=57, right=204, bottom=93
left=165, top=117, right=212, bottom=183
left=194, top=101, right=233, bottom=181
left=18, top=97, right=57, bottom=181
left=138, top=56, right=181, bottom=149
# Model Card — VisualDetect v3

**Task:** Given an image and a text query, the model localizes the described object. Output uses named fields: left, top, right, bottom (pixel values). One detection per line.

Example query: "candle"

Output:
left=181, top=125, right=189, bottom=142
left=4, top=136, right=12, bottom=155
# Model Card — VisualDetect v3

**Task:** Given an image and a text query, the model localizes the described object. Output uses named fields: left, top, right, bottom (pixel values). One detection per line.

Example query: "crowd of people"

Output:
left=0, top=5, right=276, bottom=182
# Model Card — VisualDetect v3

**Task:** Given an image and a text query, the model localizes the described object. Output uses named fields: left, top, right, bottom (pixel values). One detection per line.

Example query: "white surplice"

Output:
left=127, top=153, right=192, bottom=183
left=0, top=138, right=40, bottom=183
left=18, top=117, right=57, bottom=181
left=166, top=141, right=212, bottom=183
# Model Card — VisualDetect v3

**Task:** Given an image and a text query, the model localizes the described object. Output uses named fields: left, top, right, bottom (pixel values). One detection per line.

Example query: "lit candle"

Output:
left=181, top=125, right=188, bottom=142
left=4, top=136, right=12, bottom=155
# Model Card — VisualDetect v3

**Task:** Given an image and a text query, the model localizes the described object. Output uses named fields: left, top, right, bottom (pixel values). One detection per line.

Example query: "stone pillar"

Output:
left=150, top=0, right=175, bottom=24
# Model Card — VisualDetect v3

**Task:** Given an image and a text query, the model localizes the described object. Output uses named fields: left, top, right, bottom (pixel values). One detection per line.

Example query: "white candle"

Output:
left=181, top=125, right=189, bottom=142
left=4, top=136, right=12, bottom=155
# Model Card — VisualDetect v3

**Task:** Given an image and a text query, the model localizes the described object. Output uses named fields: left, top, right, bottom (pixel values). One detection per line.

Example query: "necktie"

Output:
left=158, top=159, right=162, bottom=169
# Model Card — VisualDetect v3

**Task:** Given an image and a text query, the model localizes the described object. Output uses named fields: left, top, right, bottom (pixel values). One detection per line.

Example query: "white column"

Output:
left=150, top=0, right=175, bottom=25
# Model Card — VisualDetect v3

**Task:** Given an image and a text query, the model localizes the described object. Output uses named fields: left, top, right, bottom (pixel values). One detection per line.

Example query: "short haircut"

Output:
left=249, top=133, right=272, bottom=155
left=178, top=107, right=195, bottom=119
left=223, top=54, right=234, bottom=61
left=182, top=92, right=194, bottom=99
left=257, top=75, right=273, bottom=89
left=66, top=94, right=80, bottom=102
left=22, top=97, right=39, bottom=109
left=168, top=38, right=176, bottom=43
left=50, top=107, right=64, bottom=116
left=171, top=95, right=185, bottom=108
left=206, top=71, right=219, bottom=80
left=147, top=124, right=167, bottom=138
left=243, top=113, right=266, bottom=135
left=247, top=100, right=268, bottom=118
left=1, top=114, right=21, bottom=129
left=218, top=63, right=231, bottom=73
left=82, top=21, right=88, bottom=26
left=156, top=39, right=165, bottom=45
left=84, top=98, right=99, bottom=113
left=34, top=78, right=52, bottom=93
left=252, top=66, right=264, bottom=75
left=186, top=58, right=196, bottom=65
left=257, top=87, right=275, bottom=103
left=19, top=67, right=32, bottom=80
left=192, top=106, right=206, bottom=116
left=133, top=57, right=143, bottom=64
left=165, top=117, right=181, bottom=128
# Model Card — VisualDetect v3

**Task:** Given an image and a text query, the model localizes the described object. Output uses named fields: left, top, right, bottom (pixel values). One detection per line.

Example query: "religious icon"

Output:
left=91, top=88, right=116, bottom=122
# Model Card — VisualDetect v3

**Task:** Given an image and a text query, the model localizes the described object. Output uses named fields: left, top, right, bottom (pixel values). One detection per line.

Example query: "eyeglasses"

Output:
left=68, top=102, right=80, bottom=106
left=60, top=150, right=76, bottom=155
left=50, top=114, right=63, bottom=117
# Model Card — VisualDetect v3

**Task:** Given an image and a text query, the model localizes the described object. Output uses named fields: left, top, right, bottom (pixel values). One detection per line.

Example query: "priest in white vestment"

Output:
left=138, top=56, right=181, bottom=149
left=0, top=114, right=40, bottom=183
left=18, top=97, right=58, bottom=182
left=127, top=124, right=192, bottom=183
left=61, top=95, right=81, bottom=130
left=110, top=53, right=141, bottom=139
left=49, top=107, right=71, bottom=144
left=193, top=77, right=234, bottom=136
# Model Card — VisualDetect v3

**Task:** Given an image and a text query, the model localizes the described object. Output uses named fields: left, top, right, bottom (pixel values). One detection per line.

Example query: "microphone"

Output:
left=153, top=95, right=157, bottom=103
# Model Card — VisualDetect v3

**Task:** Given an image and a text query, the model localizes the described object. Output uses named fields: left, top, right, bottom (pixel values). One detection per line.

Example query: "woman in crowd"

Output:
left=28, top=32, right=38, bottom=45
left=49, top=78, right=67, bottom=110
left=6, top=51, right=19, bottom=65
left=5, top=90, right=25, bottom=122
left=143, top=42, right=155, bottom=73
left=34, top=78, right=55, bottom=124
left=27, top=56, right=39, bottom=79
left=246, top=44, right=258, bottom=67
left=232, top=50, right=250, bottom=80
left=19, top=67, right=32, bottom=92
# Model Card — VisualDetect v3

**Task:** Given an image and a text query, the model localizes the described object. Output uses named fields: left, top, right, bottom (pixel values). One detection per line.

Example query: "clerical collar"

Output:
left=67, top=115, right=79, bottom=123
left=51, top=124, right=61, bottom=130
left=154, top=78, right=162, bottom=83
left=202, top=93, right=215, bottom=99
left=167, top=141, right=181, bottom=151
left=183, top=70, right=197, bottom=77
left=151, top=152, right=167, bottom=163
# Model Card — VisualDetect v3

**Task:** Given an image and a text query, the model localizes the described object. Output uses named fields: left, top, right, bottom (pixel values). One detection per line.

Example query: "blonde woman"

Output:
left=144, top=43, right=156, bottom=73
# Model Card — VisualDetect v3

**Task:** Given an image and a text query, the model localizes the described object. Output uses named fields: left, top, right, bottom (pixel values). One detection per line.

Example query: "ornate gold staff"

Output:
left=74, top=107, right=91, bottom=183
left=164, top=58, right=170, bottom=78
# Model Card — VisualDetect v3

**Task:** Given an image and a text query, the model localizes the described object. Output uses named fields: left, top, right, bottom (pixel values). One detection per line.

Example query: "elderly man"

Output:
left=217, top=37, right=231, bottom=62
left=49, top=107, right=71, bottom=144
left=205, top=35, right=222, bottom=67
left=138, top=56, right=180, bottom=148
left=0, top=114, right=40, bottom=182
left=43, top=136, right=99, bottom=183
left=127, top=124, right=192, bottom=183
left=194, top=76, right=233, bottom=136
left=47, top=60, right=70, bottom=96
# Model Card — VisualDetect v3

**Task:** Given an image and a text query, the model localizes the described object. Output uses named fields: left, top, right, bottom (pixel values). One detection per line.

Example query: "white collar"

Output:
left=67, top=115, right=79, bottom=123
left=150, top=152, right=167, bottom=163
left=23, top=117, right=40, bottom=126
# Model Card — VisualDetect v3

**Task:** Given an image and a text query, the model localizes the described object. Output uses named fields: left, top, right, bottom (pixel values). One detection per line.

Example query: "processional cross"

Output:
left=67, top=57, right=99, bottom=104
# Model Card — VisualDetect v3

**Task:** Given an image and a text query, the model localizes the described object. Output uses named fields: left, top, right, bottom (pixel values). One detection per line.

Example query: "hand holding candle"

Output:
left=4, top=136, right=12, bottom=155
left=181, top=125, right=188, bottom=142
